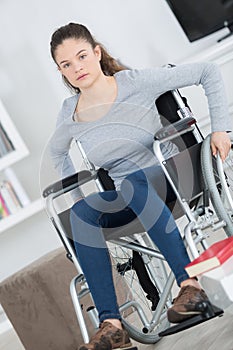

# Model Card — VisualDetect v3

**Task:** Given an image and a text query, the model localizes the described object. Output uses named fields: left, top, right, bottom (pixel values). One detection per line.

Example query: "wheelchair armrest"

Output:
left=154, top=117, right=196, bottom=141
left=42, top=170, right=97, bottom=198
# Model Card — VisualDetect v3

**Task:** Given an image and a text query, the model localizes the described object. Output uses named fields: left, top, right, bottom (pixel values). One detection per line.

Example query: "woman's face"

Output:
left=55, top=38, right=102, bottom=90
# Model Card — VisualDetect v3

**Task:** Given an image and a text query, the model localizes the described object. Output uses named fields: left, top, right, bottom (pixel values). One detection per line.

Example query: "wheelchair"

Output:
left=42, top=87, right=233, bottom=346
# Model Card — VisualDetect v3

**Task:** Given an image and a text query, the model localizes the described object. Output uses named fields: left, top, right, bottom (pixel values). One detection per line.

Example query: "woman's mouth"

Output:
left=77, top=74, right=88, bottom=80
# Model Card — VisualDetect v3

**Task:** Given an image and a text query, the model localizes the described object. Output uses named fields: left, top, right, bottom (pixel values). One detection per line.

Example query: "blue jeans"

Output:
left=70, top=166, right=191, bottom=322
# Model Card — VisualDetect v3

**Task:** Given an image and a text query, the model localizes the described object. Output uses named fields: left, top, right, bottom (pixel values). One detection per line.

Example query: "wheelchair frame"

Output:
left=43, top=88, right=233, bottom=345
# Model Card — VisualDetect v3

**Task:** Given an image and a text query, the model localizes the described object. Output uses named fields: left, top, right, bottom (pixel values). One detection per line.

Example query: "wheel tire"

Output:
left=108, top=235, right=171, bottom=344
left=201, top=134, right=233, bottom=236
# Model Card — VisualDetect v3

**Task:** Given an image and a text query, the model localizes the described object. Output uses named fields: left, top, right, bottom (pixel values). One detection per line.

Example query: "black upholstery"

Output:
left=97, top=168, right=115, bottom=190
left=155, top=91, right=199, bottom=150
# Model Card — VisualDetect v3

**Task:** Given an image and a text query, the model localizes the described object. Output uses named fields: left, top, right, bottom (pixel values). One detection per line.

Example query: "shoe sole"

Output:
left=114, top=347, right=138, bottom=350
left=167, top=309, right=202, bottom=323
left=113, top=342, right=137, bottom=349
left=80, top=341, right=138, bottom=350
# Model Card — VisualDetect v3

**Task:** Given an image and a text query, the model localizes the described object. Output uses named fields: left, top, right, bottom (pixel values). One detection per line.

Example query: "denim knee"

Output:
left=124, top=168, right=148, bottom=184
left=70, top=199, right=101, bottom=227
left=71, top=199, right=88, bottom=220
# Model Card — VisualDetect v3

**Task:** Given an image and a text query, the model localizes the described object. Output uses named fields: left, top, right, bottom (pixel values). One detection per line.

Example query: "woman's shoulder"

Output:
left=114, top=68, right=166, bottom=91
left=115, top=68, right=153, bottom=78
left=60, top=94, right=79, bottom=116
left=56, top=94, right=79, bottom=127
left=114, top=67, right=166, bottom=83
left=61, top=94, right=79, bottom=112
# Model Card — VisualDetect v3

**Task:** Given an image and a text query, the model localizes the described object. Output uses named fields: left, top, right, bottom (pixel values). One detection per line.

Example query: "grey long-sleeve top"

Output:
left=50, top=62, right=232, bottom=194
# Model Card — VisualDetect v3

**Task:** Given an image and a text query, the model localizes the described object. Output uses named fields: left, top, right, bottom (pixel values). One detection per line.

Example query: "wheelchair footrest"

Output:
left=159, top=301, right=223, bottom=337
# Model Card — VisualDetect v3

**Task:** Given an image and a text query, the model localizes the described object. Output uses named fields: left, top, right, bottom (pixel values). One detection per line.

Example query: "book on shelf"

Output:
left=0, top=194, right=10, bottom=219
left=185, top=236, right=233, bottom=277
left=0, top=180, right=23, bottom=217
left=4, top=168, right=30, bottom=207
left=0, top=121, right=14, bottom=157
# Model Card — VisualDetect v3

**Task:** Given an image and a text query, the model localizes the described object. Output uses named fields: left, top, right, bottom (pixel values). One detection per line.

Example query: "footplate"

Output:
left=159, top=301, right=223, bottom=337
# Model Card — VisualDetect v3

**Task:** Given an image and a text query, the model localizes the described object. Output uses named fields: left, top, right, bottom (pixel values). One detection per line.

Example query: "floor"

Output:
left=1, top=305, right=233, bottom=350
left=0, top=229, right=232, bottom=350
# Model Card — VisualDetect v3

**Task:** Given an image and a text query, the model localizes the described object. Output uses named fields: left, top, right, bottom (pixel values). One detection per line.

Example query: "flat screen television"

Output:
left=166, top=0, right=233, bottom=42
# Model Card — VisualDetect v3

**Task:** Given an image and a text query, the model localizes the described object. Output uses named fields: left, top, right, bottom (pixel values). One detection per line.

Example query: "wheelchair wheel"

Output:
left=108, top=233, right=172, bottom=344
left=201, top=134, right=233, bottom=236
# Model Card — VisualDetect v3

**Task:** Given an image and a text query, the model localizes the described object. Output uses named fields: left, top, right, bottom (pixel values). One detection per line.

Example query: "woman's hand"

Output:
left=210, top=131, right=231, bottom=162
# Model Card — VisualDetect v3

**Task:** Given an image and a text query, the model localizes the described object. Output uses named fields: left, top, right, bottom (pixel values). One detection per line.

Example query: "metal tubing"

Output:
left=70, top=276, right=90, bottom=343
left=86, top=307, right=99, bottom=329
left=119, top=300, right=150, bottom=326
left=216, top=153, right=233, bottom=209
left=110, top=238, right=165, bottom=260
left=46, top=196, right=83, bottom=274
left=147, top=272, right=175, bottom=332
left=153, top=140, right=198, bottom=223
left=171, top=90, right=203, bottom=143
left=184, top=222, right=200, bottom=259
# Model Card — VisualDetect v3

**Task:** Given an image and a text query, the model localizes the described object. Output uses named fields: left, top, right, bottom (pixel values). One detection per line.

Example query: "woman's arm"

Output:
left=49, top=102, right=84, bottom=200
left=163, top=63, right=232, bottom=160
left=129, top=62, right=232, bottom=160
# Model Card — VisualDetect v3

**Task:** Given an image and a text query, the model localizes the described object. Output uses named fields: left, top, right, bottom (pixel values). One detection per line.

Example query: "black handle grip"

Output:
left=42, top=170, right=95, bottom=197
left=154, top=117, right=196, bottom=140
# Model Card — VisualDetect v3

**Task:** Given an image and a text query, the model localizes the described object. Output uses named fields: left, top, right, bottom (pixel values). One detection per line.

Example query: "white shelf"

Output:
left=182, top=35, right=233, bottom=64
left=0, top=100, right=44, bottom=234
left=0, top=150, right=29, bottom=172
left=0, top=198, right=44, bottom=233
left=0, top=100, right=29, bottom=171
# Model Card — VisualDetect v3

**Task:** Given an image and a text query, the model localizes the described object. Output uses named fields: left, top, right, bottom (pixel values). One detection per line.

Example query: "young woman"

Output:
left=49, top=23, right=231, bottom=350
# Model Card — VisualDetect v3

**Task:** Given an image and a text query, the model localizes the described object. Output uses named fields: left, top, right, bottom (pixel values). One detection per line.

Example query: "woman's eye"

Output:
left=79, top=54, right=87, bottom=60
left=63, top=63, right=70, bottom=68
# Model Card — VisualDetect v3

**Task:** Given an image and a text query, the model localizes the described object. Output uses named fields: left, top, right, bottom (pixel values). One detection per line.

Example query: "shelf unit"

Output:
left=0, top=100, right=29, bottom=170
left=0, top=99, right=44, bottom=232
left=0, top=198, right=44, bottom=234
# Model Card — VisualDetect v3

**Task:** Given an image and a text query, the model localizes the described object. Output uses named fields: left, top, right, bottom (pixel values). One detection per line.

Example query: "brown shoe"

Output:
left=79, top=321, right=132, bottom=350
left=167, top=285, right=210, bottom=324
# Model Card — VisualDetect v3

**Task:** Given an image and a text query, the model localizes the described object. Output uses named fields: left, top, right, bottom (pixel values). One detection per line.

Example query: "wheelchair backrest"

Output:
left=155, top=91, right=199, bottom=150
left=97, top=90, right=201, bottom=191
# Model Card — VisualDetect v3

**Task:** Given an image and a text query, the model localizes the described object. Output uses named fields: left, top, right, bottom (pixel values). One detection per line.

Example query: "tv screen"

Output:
left=166, top=0, right=233, bottom=42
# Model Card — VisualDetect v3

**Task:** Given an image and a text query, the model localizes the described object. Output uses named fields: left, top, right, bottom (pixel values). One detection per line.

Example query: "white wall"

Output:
left=0, top=0, right=230, bottom=281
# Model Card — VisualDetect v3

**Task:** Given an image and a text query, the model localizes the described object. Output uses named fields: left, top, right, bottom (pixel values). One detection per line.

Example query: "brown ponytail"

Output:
left=97, top=43, right=127, bottom=76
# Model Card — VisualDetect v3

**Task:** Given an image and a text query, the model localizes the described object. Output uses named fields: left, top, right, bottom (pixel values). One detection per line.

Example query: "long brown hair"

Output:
left=50, top=22, right=127, bottom=93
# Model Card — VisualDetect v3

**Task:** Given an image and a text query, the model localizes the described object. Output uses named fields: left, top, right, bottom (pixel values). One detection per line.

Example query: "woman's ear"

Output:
left=94, top=45, right=102, bottom=61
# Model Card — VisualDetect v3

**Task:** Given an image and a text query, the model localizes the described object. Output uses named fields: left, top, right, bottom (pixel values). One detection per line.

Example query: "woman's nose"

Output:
left=74, top=61, right=83, bottom=73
